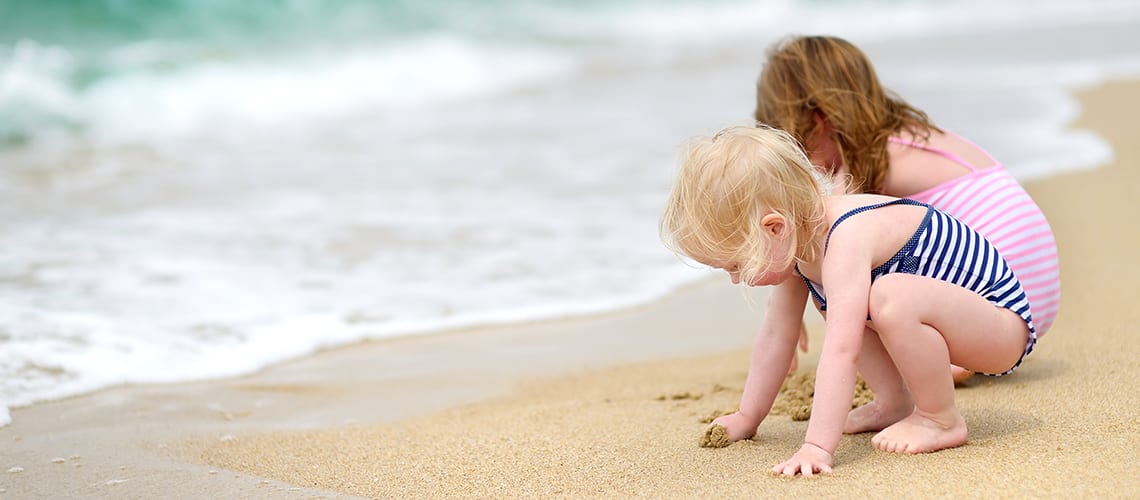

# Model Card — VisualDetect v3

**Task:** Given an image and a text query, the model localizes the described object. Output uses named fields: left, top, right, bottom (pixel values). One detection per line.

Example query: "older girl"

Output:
left=756, top=35, right=1059, bottom=382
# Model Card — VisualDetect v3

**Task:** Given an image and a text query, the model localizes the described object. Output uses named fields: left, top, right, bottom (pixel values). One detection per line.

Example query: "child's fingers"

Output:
left=801, top=463, right=815, bottom=477
left=771, top=459, right=832, bottom=477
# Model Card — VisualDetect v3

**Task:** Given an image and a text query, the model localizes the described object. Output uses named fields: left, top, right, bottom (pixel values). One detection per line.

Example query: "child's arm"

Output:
left=711, top=278, right=808, bottom=441
left=773, top=227, right=872, bottom=476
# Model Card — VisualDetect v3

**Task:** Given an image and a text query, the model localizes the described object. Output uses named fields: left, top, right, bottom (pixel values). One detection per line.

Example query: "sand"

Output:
left=3, top=80, right=1140, bottom=499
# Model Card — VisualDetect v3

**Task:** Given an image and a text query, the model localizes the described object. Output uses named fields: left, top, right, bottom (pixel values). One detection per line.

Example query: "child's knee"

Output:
left=867, top=275, right=914, bottom=327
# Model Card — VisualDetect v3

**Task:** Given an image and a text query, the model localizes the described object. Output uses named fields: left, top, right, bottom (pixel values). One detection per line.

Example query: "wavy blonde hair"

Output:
left=660, top=125, right=827, bottom=284
left=754, top=34, right=940, bottom=194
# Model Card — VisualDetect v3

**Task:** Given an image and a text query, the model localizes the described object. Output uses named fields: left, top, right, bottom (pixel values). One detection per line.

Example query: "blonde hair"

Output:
left=754, top=34, right=940, bottom=194
left=660, top=125, right=827, bottom=284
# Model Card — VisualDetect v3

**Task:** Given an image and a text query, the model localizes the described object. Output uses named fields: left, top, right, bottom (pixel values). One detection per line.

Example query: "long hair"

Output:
left=754, top=35, right=940, bottom=194
left=659, top=125, right=827, bottom=284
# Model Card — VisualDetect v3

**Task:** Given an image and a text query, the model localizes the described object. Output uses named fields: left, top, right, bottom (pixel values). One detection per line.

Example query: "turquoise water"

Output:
left=0, top=0, right=523, bottom=45
left=2, top=0, right=1140, bottom=424
left=0, top=0, right=942, bottom=147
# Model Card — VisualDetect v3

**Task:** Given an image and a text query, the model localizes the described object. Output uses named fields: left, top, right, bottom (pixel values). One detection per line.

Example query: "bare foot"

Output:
left=951, top=365, right=974, bottom=385
left=871, top=409, right=967, bottom=454
left=844, top=399, right=912, bottom=434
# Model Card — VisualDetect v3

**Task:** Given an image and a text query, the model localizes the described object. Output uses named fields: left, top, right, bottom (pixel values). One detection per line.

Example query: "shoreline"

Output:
left=1, top=276, right=770, bottom=498
left=4, top=79, right=1140, bottom=498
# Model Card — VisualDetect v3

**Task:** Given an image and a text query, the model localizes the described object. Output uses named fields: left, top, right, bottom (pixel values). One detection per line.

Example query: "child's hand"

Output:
left=709, top=412, right=758, bottom=442
left=772, top=442, right=833, bottom=477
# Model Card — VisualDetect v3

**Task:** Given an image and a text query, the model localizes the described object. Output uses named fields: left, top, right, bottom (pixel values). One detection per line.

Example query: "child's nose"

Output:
left=728, top=272, right=740, bottom=284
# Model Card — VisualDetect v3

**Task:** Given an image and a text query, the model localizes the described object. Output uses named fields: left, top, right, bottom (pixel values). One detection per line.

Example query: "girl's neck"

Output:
left=797, top=219, right=830, bottom=268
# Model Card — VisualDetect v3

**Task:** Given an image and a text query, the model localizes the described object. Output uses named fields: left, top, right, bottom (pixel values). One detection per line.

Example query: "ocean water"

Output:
left=3, top=0, right=1140, bottom=425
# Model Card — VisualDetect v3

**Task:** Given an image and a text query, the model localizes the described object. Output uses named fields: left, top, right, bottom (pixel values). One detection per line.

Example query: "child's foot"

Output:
left=871, top=409, right=967, bottom=454
left=844, top=399, right=912, bottom=434
left=951, top=365, right=974, bottom=385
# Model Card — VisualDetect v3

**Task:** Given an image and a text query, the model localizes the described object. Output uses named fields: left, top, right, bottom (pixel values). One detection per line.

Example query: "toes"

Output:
left=873, top=436, right=923, bottom=454
left=873, top=435, right=901, bottom=454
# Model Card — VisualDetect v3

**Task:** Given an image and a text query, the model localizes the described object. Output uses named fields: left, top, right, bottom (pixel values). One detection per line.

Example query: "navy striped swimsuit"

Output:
left=798, top=199, right=1037, bottom=376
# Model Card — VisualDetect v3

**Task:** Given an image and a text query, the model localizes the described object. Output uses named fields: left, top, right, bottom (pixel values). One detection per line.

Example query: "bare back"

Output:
left=880, top=130, right=996, bottom=198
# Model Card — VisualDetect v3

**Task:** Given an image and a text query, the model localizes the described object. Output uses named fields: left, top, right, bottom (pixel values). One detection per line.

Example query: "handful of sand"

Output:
left=700, top=424, right=731, bottom=448
left=699, top=372, right=874, bottom=448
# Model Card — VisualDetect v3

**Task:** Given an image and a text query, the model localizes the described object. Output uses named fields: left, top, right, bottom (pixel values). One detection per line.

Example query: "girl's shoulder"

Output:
left=819, top=195, right=930, bottom=271
left=883, top=129, right=1000, bottom=197
left=823, top=194, right=926, bottom=243
left=825, top=194, right=897, bottom=219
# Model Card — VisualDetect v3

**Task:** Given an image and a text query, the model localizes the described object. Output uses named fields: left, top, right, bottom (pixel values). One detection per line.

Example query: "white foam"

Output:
left=79, top=36, right=577, bottom=144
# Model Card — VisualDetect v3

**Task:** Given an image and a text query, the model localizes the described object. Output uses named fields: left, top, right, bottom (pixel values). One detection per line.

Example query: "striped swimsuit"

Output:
left=892, top=136, right=1061, bottom=336
left=798, top=199, right=1037, bottom=376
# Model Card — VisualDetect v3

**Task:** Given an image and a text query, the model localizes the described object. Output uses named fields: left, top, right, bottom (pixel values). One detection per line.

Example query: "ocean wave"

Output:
left=4, top=0, right=1140, bottom=148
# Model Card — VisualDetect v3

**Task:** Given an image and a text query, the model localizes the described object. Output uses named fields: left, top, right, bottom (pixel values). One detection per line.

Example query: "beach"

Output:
left=3, top=78, right=1139, bottom=498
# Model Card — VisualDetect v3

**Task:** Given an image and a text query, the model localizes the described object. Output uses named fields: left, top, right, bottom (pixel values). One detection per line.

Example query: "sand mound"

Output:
left=771, top=372, right=874, bottom=421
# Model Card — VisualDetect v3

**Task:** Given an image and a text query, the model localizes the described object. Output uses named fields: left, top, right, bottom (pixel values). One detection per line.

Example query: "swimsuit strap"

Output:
left=888, top=136, right=984, bottom=173
left=800, top=198, right=930, bottom=312
left=824, top=198, right=929, bottom=252
left=796, top=265, right=828, bottom=311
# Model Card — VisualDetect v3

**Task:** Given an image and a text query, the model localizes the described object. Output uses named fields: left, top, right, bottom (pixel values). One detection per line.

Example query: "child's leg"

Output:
left=865, top=274, right=1030, bottom=454
left=786, top=321, right=810, bottom=375
left=950, top=365, right=974, bottom=385
left=844, top=326, right=913, bottom=434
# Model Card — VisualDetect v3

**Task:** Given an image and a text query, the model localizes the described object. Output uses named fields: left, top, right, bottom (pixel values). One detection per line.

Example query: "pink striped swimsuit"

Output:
left=890, top=136, right=1061, bottom=335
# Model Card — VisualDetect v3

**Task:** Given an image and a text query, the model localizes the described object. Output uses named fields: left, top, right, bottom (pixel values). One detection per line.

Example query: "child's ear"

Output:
left=760, top=213, right=789, bottom=239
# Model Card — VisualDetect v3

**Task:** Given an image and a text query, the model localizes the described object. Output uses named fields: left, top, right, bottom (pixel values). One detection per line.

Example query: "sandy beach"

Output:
left=4, top=80, right=1140, bottom=499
